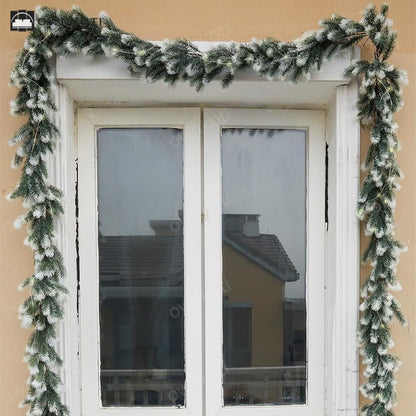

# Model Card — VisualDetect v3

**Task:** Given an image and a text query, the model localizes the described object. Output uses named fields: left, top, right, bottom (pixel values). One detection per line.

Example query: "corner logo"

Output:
left=10, top=10, right=35, bottom=31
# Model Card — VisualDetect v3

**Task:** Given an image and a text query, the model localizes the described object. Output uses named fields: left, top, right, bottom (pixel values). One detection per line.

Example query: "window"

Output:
left=77, top=107, right=325, bottom=415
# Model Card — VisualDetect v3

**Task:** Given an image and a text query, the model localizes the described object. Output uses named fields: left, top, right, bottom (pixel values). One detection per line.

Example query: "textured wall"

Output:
left=1, top=0, right=414, bottom=414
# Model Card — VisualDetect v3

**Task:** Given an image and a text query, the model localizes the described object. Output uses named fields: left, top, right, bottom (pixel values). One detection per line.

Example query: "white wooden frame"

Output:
left=76, top=108, right=202, bottom=416
left=324, top=86, right=360, bottom=415
left=50, top=44, right=360, bottom=416
left=48, top=85, right=81, bottom=414
left=203, top=109, right=326, bottom=416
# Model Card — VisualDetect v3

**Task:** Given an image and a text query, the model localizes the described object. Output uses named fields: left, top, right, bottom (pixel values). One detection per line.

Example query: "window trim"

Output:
left=50, top=46, right=360, bottom=415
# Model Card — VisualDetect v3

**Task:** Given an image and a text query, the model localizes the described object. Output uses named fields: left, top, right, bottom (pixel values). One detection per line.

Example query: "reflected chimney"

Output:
left=149, top=219, right=183, bottom=236
left=223, top=214, right=260, bottom=237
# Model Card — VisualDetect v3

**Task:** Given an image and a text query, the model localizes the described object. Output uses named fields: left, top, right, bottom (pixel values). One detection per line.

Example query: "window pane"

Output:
left=97, top=128, right=184, bottom=407
left=222, top=128, right=307, bottom=406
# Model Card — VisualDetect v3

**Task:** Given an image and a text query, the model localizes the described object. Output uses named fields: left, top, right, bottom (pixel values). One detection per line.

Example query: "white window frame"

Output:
left=77, top=108, right=202, bottom=416
left=49, top=43, right=360, bottom=416
left=203, top=108, right=325, bottom=416
left=77, top=107, right=325, bottom=416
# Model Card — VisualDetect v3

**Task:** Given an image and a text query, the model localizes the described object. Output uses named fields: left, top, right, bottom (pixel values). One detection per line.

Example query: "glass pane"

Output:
left=222, top=128, right=307, bottom=406
left=97, top=128, right=185, bottom=407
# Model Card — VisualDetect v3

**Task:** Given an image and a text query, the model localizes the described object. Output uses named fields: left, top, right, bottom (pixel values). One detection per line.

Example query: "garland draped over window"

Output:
left=7, top=3, right=407, bottom=416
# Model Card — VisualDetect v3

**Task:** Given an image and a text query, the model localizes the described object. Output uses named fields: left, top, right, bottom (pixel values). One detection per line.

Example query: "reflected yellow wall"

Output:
left=223, top=244, right=285, bottom=367
left=1, top=1, right=415, bottom=414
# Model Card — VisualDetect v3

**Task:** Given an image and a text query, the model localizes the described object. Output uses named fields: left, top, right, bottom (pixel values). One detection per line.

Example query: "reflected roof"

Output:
left=223, top=233, right=299, bottom=282
left=99, top=231, right=299, bottom=285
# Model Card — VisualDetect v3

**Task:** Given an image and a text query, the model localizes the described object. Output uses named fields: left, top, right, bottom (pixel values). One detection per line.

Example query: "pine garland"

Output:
left=7, top=3, right=407, bottom=415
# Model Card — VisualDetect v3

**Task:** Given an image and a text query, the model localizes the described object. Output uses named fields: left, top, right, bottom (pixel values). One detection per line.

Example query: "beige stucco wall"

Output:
left=1, top=0, right=414, bottom=414
left=223, top=244, right=285, bottom=367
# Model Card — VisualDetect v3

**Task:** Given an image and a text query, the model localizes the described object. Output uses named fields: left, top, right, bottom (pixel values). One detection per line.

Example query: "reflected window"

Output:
left=97, top=128, right=184, bottom=407
left=221, top=128, right=307, bottom=405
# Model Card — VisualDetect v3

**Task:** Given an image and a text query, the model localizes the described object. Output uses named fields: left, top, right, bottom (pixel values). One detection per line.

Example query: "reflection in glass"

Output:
left=97, top=128, right=184, bottom=407
left=222, top=128, right=307, bottom=406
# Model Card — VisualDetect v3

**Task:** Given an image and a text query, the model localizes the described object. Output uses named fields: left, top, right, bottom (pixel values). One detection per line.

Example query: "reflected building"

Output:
left=222, top=214, right=305, bottom=405
left=99, top=217, right=185, bottom=406
left=98, top=213, right=306, bottom=406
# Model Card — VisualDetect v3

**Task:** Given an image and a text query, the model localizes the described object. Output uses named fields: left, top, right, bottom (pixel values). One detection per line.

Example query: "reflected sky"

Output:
left=97, top=128, right=183, bottom=236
